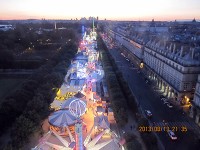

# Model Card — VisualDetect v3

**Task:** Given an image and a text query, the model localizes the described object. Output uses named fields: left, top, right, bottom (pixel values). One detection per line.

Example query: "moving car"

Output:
left=167, top=103, right=173, bottom=108
left=167, top=130, right=177, bottom=140
left=145, top=110, right=152, bottom=117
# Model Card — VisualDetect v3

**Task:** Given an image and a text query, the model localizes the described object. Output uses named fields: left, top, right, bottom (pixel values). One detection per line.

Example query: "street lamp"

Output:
left=140, top=62, right=144, bottom=69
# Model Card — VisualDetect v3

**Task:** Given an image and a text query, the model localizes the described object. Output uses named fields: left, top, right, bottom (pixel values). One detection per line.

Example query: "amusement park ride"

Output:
left=33, top=22, right=122, bottom=150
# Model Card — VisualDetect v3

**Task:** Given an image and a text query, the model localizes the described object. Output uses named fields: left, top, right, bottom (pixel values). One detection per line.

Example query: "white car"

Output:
left=145, top=110, right=152, bottom=117
left=121, top=53, right=125, bottom=57
left=167, top=130, right=177, bottom=140
left=167, top=103, right=173, bottom=108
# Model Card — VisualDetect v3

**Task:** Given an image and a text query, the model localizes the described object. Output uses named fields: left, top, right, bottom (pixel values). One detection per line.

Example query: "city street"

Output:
left=109, top=47, right=200, bottom=150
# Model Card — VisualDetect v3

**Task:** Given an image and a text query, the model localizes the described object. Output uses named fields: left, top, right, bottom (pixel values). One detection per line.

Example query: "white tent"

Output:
left=32, top=130, right=74, bottom=150
left=59, top=84, right=80, bottom=96
left=94, top=115, right=110, bottom=130
left=90, top=139, right=120, bottom=150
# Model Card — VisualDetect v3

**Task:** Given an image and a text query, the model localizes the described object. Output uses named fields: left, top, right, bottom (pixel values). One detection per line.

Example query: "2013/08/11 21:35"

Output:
left=138, top=126, right=188, bottom=132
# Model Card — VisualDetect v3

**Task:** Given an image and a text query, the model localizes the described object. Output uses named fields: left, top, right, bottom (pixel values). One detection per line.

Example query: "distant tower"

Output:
left=96, top=16, right=99, bottom=28
left=55, top=22, right=57, bottom=30
left=92, top=17, right=95, bottom=32
left=82, top=25, right=84, bottom=34
left=192, top=18, right=196, bottom=23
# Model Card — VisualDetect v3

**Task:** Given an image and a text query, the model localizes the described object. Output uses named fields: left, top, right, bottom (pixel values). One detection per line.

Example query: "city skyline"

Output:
left=0, top=0, right=200, bottom=21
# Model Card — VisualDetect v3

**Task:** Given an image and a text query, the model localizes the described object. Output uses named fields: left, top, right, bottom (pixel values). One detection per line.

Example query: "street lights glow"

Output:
left=140, top=62, right=144, bottom=69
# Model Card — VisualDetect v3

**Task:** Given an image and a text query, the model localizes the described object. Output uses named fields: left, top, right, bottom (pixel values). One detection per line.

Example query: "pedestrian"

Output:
left=86, top=128, right=87, bottom=133
left=130, top=125, right=132, bottom=130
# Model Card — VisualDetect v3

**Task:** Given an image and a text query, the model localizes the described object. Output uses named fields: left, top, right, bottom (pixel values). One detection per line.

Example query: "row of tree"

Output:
left=1, top=30, right=78, bottom=149
left=97, top=35, right=145, bottom=150
left=0, top=23, right=80, bottom=69
left=97, top=35, right=128, bottom=127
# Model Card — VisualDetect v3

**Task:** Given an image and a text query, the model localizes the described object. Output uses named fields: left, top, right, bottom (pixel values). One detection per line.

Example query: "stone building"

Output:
left=106, top=26, right=200, bottom=106
left=191, top=75, right=200, bottom=126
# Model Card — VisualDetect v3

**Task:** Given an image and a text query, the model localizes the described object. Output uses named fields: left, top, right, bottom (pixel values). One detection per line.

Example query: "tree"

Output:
left=126, top=140, right=142, bottom=150
left=11, top=115, right=37, bottom=148
left=0, top=50, right=14, bottom=68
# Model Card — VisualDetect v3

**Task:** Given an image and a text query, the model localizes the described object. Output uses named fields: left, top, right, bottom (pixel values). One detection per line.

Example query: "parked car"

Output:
left=168, top=130, right=177, bottom=140
left=145, top=110, right=152, bottom=117
left=121, top=53, right=125, bottom=57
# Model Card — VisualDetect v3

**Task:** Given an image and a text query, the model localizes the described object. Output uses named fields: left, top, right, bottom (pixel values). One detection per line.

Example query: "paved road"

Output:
left=109, top=47, right=200, bottom=150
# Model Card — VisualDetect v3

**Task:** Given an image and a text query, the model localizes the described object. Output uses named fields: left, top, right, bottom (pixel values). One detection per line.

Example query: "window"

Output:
left=177, top=81, right=180, bottom=89
left=183, top=83, right=190, bottom=90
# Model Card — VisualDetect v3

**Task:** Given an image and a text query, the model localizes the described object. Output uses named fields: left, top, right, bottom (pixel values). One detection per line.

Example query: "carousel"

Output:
left=48, top=109, right=77, bottom=136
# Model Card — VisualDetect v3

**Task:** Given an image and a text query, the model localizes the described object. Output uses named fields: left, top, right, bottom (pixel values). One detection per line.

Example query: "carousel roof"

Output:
left=49, top=109, right=77, bottom=127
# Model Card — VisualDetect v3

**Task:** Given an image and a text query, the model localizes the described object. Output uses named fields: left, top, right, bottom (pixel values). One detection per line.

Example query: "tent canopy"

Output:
left=49, top=109, right=77, bottom=127
left=74, top=91, right=85, bottom=98
left=94, top=115, right=110, bottom=129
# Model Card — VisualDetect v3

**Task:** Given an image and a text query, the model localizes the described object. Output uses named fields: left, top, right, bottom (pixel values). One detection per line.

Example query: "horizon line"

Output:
left=0, top=18, right=199, bottom=22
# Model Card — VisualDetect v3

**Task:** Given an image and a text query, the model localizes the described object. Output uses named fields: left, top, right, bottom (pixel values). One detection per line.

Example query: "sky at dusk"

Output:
left=0, top=0, right=200, bottom=21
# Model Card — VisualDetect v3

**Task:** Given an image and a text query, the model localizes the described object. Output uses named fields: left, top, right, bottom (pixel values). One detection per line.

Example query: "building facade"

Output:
left=106, top=26, right=200, bottom=107
left=191, top=75, right=200, bottom=126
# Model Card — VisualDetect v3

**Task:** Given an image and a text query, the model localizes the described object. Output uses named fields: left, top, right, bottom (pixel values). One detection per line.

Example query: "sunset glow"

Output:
left=0, top=0, right=200, bottom=20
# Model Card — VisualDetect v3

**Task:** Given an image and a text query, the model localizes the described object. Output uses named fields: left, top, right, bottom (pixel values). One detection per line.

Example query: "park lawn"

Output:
left=0, top=78, right=24, bottom=104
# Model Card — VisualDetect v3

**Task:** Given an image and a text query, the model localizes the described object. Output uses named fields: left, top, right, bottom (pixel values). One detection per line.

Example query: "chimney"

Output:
left=55, top=22, right=57, bottom=30
left=169, top=43, right=172, bottom=52
left=173, top=43, right=176, bottom=53
left=180, top=46, right=184, bottom=57
left=164, top=41, right=166, bottom=48
left=191, top=47, right=195, bottom=59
